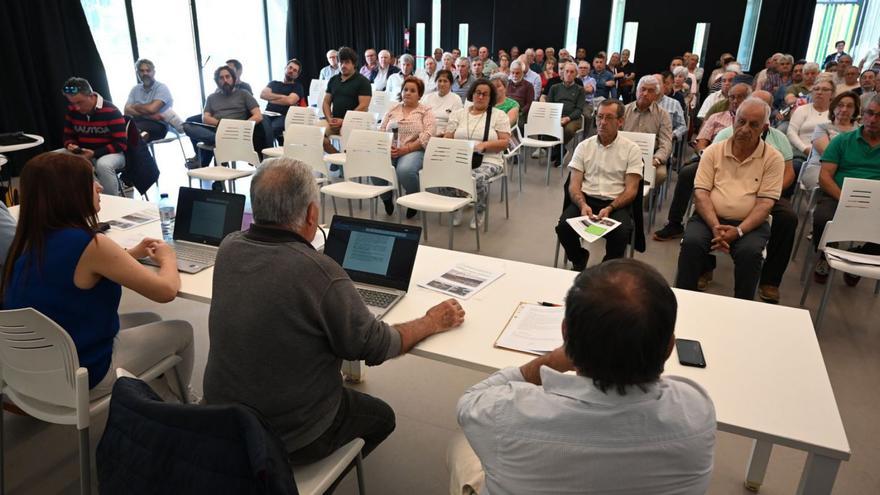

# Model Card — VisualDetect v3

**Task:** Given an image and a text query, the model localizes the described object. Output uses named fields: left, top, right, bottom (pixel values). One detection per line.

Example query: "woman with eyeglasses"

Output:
left=2, top=152, right=194, bottom=400
left=444, top=79, right=511, bottom=229
left=800, top=91, right=859, bottom=190
left=787, top=77, right=834, bottom=158
left=421, top=69, right=463, bottom=135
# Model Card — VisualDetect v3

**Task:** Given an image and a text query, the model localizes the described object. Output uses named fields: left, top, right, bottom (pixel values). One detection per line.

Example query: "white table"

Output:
left=0, top=133, right=44, bottom=154
left=18, top=195, right=849, bottom=494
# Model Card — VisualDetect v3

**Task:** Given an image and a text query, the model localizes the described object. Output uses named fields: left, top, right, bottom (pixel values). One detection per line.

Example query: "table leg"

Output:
left=796, top=453, right=840, bottom=495
left=744, top=439, right=773, bottom=492
left=342, top=360, right=365, bottom=383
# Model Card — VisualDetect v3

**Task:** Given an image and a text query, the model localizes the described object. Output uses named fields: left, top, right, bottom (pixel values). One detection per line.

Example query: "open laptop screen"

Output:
left=173, top=187, right=246, bottom=246
left=325, top=216, right=422, bottom=291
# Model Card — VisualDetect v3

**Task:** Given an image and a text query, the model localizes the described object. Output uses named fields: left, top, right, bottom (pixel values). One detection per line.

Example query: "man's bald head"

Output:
left=751, top=90, right=773, bottom=107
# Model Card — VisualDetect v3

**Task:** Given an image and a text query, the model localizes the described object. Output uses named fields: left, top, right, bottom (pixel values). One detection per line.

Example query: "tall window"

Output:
left=432, top=0, right=442, bottom=54
left=564, top=0, right=582, bottom=54
left=621, top=22, right=639, bottom=62
left=606, top=0, right=626, bottom=56
left=806, top=0, right=864, bottom=65
left=81, top=0, right=135, bottom=105
left=692, top=23, right=710, bottom=67
left=131, top=0, right=201, bottom=117
left=266, top=0, right=289, bottom=80
left=458, top=24, right=469, bottom=56
left=416, top=23, right=427, bottom=69
left=737, top=0, right=762, bottom=71
left=195, top=0, right=270, bottom=101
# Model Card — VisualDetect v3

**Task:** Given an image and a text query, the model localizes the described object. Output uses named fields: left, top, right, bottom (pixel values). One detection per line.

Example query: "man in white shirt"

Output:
left=698, top=69, right=735, bottom=119
left=416, top=56, right=439, bottom=93
left=555, top=99, right=643, bottom=269
left=451, top=258, right=717, bottom=495
left=319, top=49, right=340, bottom=80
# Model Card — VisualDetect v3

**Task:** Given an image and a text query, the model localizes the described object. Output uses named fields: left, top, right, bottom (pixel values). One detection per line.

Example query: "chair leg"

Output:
left=474, top=206, right=481, bottom=251
left=332, top=197, right=338, bottom=215
left=814, top=269, right=835, bottom=331
left=448, top=213, right=454, bottom=250
left=355, top=453, right=366, bottom=495
left=791, top=210, right=810, bottom=261
left=321, top=193, right=326, bottom=224
left=79, top=427, right=90, bottom=495
left=484, top=193, right=490, bottom=233
left=874, top=279, right=880, bottom=295
left=369, top=198, right=375, bottom=220
left=1, top=393, right=5, bottom=494
left=800, top=249, right=815, bottom=286
left=545, top=150, right=551, bottom=186
left=553, top=239, right=560, bottom=268
left=421, top=211, right=428, bottom=241
left=348, top=199, right=353, bottom=217
left=504, top=176, right=509, bottom=219
left=173, top=365, right=189, bottom=404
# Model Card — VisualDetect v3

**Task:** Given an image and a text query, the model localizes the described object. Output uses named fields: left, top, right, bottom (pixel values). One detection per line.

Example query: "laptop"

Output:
left=143, top=187, right=245, bottom=273
left=324, top=216, right=422, bottom=318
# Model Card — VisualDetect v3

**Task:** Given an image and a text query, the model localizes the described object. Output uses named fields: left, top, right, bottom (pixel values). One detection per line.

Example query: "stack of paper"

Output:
left=495, top=303, right=564, bottom=355
left=418, top=263, right=504, bottom=300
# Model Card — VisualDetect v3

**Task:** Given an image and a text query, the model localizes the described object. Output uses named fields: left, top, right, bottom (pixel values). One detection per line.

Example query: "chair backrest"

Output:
left=340, top=111, right=378, bottom=151
left=822, top=178, right=880, bottom=247
left=368, top=91, right=390, bottom=121
left=214, top=119, right=260, bottom=166
left=618, top=130, right=656, bottom=185
left=283, top=124, right=329, bottom=178
left=284, top=105, right=317, bottom=128
left=0, top=308, right=81, bottom=410
left=524, top=102, right=564, bottom=139
left=421, top=137, right=476, bottom=197
left=308, top=79, right=327, bottom=108
left=344, top=129, right=396, bottom=185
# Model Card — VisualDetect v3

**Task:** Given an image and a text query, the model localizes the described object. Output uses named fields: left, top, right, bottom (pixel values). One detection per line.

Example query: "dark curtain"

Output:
left=287, top=0, right=408, bottom=83
left=0, top=0, right=111, bottom=177
left=753, top=0, right=817, bottom=70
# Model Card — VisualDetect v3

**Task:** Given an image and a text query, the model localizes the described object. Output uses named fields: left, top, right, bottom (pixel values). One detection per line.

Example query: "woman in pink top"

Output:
left=378, top=76, right=436, bottom=218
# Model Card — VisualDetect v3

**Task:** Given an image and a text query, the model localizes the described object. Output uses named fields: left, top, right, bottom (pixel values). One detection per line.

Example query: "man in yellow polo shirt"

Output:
left=675, top=97, right=784, bottom=300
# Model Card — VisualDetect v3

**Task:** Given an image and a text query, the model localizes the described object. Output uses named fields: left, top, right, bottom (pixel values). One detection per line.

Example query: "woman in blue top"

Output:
left=2, top=152, right=193, bottom=400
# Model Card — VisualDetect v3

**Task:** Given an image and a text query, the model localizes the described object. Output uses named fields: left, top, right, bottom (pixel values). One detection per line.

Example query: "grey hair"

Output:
left=779, top=54, right=794, bottom=65
left=636, top=74, right=660, bottom=92
left=378, top=49, right=391, bottom=57
left=510, top=60, right=523, bottom=71
left=870, top=94, right=880, bottom=108
left=736, top=97, right=771, bottom=125
left=489, top=72, right=508, bottom=84
left=326, top=49, right=337, bottom=57
left=673, top=66, right=689, bottom=78
left=802, top=62, right=820, bottom=73
left=725, top=62, right=743, bottom=74
left=251, top=157, right=319, bottom=229
left=399, top=54, right=414, bottom=65
left=135, top=58, right=155, bottom=71
left=456, top=56, right=470, bottom=66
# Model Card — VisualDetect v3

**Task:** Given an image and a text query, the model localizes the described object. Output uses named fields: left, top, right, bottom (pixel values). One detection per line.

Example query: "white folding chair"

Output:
left=0, top=308, right=186, bottom=495
left=368, top=91, right=390, bottom=122
left=320, top=130, right=396, bottom=219
left=187, top=119, right=258, bottom=192
left=280, top=124, right=336, bottom=223
left=397, top=138, right=481, bottom=250
left=294, top=438, right=366, bottom=495
left=618, top=131, right=658, bottom=229
left=308, top=79, right=328, bottom=118
left=799, top=178, right=880, bottom=331
left=263, top=106, right=319, bottom=157
left=520, top=102, right=564, bottom=185
left=324, top=111, right=378, bottom=168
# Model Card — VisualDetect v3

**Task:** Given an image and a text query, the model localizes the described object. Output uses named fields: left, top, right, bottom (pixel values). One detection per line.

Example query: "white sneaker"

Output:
left=452, top=210, right=463, bottom=226
left=530, top=148, right=544, bottom=159
left=469, top=211, right=485, bottom=230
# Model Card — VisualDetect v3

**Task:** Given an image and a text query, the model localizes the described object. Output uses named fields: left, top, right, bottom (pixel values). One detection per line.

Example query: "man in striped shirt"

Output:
left=62, top=77, right=127, bottom=195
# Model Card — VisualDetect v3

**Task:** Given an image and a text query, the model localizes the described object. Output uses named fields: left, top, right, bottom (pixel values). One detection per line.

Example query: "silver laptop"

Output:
left=143, top=187, right=245, bottom=273
left=324, top=216, right=422, bottom=318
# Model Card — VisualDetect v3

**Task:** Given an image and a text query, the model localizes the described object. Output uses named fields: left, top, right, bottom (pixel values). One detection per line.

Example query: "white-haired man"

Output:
left=699, top=68, right=736, bottom=119
left=416, top=56, right=439, bottom=93
left=386, top=53, right=416, bottom=101
left=675, top=98, right=784, bottom=300
left=623, top=75, right=673, bottom=185
left=507, top=60, right=536, bottom=117
left=205, top=157, right=465, bottom=464
left=319, top=49, right=340, bottom=80
left=784, top=61, right=819, bottom=107
left=371, top=49, right=400, bottom=91
left=452, top=57, right=476, bottom=101
left=479, top=46, right=497, bottom=76
left=546, top=62, right=587, bottom=165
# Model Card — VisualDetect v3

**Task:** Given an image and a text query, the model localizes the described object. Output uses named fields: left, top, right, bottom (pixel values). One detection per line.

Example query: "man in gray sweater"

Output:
left=204, top=157, right=465, bottom=464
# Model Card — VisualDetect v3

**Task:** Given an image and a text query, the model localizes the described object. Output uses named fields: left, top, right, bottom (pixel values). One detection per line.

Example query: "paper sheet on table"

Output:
left=418, top=263, right=504, bottom=300
left=565, top=214, right=621, bottom=243
left=105, top=208, right=160, bottom=230
left=495, top=303, right=564, bottom=355
left=108, top=231, right=147, bottom=250
left=825, top=248, right=880, bottom=267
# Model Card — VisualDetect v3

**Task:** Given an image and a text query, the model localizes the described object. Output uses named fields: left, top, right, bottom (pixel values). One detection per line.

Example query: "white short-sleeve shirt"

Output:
left=569, top=133, right=644, bottom=199
left=445, top=107, right=511, bottom=166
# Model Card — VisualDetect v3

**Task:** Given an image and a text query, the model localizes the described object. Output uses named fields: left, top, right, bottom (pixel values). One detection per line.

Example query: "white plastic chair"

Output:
left=368, top=91, right=390, bottom=122
left=618, top=131, right=658, bottom=229
left=282, top=124, right=335, bottom=223
left=320, top=130, right=396, bottom=219
left=396, top=138, right=480, bottom=250
left=294, top=438, right=366, bottom=495
left=520, top=102, right=564, bottom=185
left=187, top=119, right=258, bottom=192
left=0, top=308, right=185, bottom=495
left=325, top=111, right=378, bottom=168
left=799, top=178, right=880, bottom=331
left=262, top=106, right=319, bottom=158
left=308, top=79, right=328, bottom=118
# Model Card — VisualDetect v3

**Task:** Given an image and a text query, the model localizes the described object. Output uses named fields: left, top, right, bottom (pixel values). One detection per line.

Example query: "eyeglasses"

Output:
left=473, top=91, right=490, bottom=98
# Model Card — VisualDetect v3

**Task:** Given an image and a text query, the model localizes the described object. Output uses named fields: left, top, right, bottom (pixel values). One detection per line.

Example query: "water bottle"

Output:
left=158, top=193, right=175, bottom=240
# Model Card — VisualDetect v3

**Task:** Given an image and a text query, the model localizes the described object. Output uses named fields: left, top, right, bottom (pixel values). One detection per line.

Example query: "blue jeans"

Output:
left=375, top=150, right=424, bottom=200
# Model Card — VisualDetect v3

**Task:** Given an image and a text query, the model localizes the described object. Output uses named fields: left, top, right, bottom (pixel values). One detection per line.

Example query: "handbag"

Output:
left=471, top=109, right=493, bottom=169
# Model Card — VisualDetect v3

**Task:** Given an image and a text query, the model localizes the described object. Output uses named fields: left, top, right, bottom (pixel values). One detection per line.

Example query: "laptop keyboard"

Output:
left=357, top=287, right=397, bottom=308
left=174, top=243, right=217, bottom=265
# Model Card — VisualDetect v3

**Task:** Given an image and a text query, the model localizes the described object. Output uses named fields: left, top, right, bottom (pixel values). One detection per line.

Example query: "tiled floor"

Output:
left=3, top=140, right=879, bottom=494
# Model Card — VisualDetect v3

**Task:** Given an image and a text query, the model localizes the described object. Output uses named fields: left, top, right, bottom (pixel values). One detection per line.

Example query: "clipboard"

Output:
left=494, top=302, right=564, bottom=356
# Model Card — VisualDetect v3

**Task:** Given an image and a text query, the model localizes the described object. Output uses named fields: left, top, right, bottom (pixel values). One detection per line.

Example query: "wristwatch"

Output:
left=736, top=226, right=744, bottom=238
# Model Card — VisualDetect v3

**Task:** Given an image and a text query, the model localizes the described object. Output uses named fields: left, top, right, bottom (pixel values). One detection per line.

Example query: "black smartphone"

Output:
left=675, top=339, right=706, bottom=368
left=71, top=146, right=84, bottom=154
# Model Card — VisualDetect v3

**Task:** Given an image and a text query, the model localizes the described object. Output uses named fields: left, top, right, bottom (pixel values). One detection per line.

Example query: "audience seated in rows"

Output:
left=2, top=152, right=194, bottom=400
left=623, top=75, right=672, bottom=186
left=203, top=157, right=465, bottom=463
left=451, top=259, right=716, bottom=494
left=556, top=100, right=642, bottom=270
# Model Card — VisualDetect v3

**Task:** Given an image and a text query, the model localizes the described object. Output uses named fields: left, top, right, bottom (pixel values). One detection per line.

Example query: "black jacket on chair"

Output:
left=121, top=118, right=161, bottom=196
left=96, top=377, right=297, bottom=495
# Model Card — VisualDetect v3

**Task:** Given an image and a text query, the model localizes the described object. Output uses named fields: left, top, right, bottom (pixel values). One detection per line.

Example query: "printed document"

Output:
left=418, top=263, right=504, bottom=299
left=495, top=303, right=564, bottom=355
left=565, top=214, right=621, bottom=243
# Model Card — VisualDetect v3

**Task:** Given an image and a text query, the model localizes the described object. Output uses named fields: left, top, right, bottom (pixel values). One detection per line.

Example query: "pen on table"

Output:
left=538, top=301, right=561, bottom=307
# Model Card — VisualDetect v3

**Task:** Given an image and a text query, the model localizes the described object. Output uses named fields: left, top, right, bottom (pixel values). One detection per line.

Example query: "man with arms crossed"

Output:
left=205, top=158, right=465, bottom=463
left=450, top=259, right=716, bottom=494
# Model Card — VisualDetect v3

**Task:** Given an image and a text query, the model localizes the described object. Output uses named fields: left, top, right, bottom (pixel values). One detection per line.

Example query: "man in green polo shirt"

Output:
left=811, top=94, right=880, bottom=284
